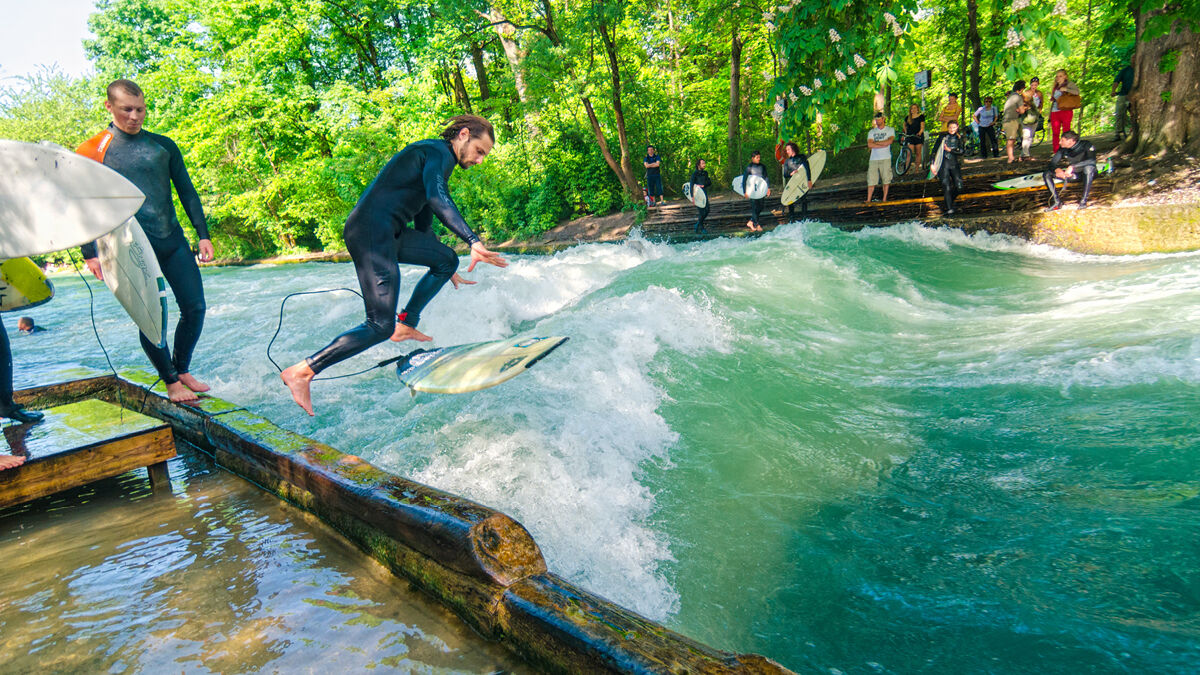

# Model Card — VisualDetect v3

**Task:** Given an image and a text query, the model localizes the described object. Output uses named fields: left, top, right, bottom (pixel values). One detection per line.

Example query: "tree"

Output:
left=1127, top=1, right=1199, bottom=153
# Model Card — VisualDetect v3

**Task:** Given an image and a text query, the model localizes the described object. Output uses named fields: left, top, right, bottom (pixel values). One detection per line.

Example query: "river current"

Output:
left=10, top=221, right=1199, bottom=672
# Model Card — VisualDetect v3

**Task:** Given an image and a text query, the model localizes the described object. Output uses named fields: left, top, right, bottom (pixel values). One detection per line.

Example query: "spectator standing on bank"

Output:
left=1002, top=80, right=1027, bottom=164
left=972, top=96, right=999, bottom=159
left=1021, top=77, right=1044, bottom=161
left=865, top=113, right=895, bottom=203
left=903, top=104, right=926, bottom=171
left=1111, top=62, right=1134, bottom=141
left=1049, top=69, right=1081, bottom=152
left=643, top=146, right=663, bottom=207
left=938, top=93, right=962, bottom=133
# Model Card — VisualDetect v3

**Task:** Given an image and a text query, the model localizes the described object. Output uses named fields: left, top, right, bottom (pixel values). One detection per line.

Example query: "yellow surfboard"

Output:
left=396, top=336, right=569, bottom=394
left=0, top=257, right=54, bottom=313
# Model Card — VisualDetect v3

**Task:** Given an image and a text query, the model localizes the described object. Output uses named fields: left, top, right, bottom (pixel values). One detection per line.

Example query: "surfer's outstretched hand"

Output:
left=84, top=257, right=104, bottom=281
left=450, top=273, right=476, bottom=290
left=467, top=241, right=508, bottom=272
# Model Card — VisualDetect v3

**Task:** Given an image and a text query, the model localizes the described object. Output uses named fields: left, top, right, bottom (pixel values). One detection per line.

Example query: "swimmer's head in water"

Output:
left=442, top=115, right=495, bottom=168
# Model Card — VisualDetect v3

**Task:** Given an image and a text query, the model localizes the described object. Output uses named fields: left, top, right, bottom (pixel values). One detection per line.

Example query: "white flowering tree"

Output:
left=768, top=0, right=921, bottom=152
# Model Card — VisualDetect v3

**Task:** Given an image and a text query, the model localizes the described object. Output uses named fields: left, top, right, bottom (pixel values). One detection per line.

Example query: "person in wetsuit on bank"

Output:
left=743, top=151, right=769, bottom=232
left=934, top=120, right=967, bottom=215
left=0, top=314, right=44, bottom=430
left=689, top=158, right=712, bottom=234
left=780, top=141, right=812, bottom=219
left=280, top=115, right=508, bottom=416
left=79, top=79, right=215, bottom=403
left=1043, top=130, right=1098, bottom=211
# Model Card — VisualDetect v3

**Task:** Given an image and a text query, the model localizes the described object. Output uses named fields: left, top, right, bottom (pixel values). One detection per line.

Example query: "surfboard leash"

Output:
left=266, top=288, right=409, bottom=381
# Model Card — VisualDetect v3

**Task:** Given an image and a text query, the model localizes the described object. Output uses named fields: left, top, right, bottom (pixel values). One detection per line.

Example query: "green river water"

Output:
left=8, top=221, right=1199, bottom=672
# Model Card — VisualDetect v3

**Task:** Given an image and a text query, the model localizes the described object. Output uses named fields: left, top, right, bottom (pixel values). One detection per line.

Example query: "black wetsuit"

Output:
left=935, top=132, right=966, bottom=214
left=306, top=138, right=480, bottom=375
left=1043, top=140, right=1098, bottom=208
left=743, top=162, right=768, bottom=225
left=781, top=154, right=812, bottom=218
left=689, top=168, right=711, bottom=233
left=82, top=124, right=209, bottom=386
left=644, top=154, right=663, bottom=200
left=0, top=315, right=40, bottom=421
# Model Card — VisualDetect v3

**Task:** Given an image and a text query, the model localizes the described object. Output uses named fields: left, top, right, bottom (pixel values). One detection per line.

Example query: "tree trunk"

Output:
left=959, top=29, right=969, bottom=124
left=596, top=21, right=640, bottom=199
left=483, top=9, right=541, bottom=134
left=967, top=0, right=982, bottom=111
left=582, top=96, right=640, bottom=199
left=727, top=24, right=742, bottom=183
left=471, top=43, right=492, bottom=103
left=453, top=66, right=472, bottom=113
left=1077, top=0, right=1095, bottom=133
left=1129, top=9, right=1200, bottom=154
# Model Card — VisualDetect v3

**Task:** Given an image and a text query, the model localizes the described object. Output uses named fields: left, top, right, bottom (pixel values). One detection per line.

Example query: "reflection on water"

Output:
left=0, top=445, right=526, bottom=674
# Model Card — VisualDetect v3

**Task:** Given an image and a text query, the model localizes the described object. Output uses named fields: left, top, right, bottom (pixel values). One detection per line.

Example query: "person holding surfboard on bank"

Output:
left=741, top=151, right=769, bottom=232
left=780, top=142, right=812, bottom=219
left=689, top=159, right=712, bottom=234
left=77, top=79, right=215, bottom=404
left=280, top=115, right=508, bottom=416
left=934, top=120, right=967, bottom=215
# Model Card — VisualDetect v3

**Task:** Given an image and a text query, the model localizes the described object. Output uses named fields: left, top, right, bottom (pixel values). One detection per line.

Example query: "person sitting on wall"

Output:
left=1042, top=130, right=1097, bottom=211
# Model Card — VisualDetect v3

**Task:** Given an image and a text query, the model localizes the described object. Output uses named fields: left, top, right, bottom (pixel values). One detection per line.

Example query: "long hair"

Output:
left=784, top=142, right=800, bottom=158
left=441, top=114, right=495, bottom=143
left=695, top=158, right=705, bottom=170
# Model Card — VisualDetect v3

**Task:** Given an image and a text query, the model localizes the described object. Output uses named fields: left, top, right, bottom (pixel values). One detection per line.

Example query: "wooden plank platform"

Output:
left=0, top=399, right=176, bottom=508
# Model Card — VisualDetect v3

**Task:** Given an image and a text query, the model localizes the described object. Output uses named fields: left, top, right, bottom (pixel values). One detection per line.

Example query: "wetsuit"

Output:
left=689, top=168, right=711, bottom=233
left=781, top=153, right=812, bottom=218
left=1043, top=140, right=1097, bottom=209
left=935, top=132, right=966, bottom=214
left=743, top=162, right=768, bottom=226
left=0, top=315, right=42, bottom=422
left=306, top=138, right=480, bottom=374
left=78, top=124, right=209, bottom=386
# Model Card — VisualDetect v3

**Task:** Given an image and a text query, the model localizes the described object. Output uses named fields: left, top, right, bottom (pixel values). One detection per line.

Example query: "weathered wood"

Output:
left=147, top=461, right=171, bottom=491
left=0, top=399, right=175, bottom=509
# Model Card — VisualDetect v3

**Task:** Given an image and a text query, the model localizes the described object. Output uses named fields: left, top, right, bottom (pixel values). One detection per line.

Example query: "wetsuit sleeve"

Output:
left=412, top=204, right=433, bottom=233
left=1047, top=148, right=1065, bottom=171
left=799, top=156, right=811, bottom=178
left=156, top=134, right=210, bottom=240
left=423, top=149, right=480, bottom=246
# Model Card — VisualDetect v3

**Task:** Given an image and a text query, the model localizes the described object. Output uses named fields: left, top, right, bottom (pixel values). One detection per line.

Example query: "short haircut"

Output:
left=949, top=92, right=958, bottom=98
left=1062, top=130, right=1080, bottom=142
left=17, top=317, right=33, bottom=328
left=107, top=79, right=144, bottom=101
left=874, top=112, right=885, bottom=119
left=1030, top=76, right=1040, bottom=84
left=647, top=145, right=656, bottom=152
left=1014, top=79, right=1026, bottom=91
left=440, top=114, right=495, bottom=143
left=750, top=150, right=762, bottom=158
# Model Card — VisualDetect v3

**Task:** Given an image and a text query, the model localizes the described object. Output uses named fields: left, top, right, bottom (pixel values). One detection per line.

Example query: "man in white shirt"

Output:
left=866, top=112, right=895, bottom=202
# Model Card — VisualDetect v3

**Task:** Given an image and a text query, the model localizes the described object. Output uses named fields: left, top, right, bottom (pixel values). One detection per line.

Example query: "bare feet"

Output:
left=391, top=323, right=433, bottom=342
left=166, top=381, right=199, bottom=403
left=0, top=454, right=25, bottom=471
left=177, top=372, right=210, bottom=393
left=745, top=220, right=755, bottom=231
left=280, top=361, right=316, bottom=416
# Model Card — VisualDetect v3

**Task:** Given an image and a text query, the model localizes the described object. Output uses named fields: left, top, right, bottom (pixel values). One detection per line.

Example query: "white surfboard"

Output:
left=0, top=140, right=146, bottom=258
left=95, top=217, right=168, bottom=348
left=732, top=175, right=769, bottom=199
left=693, top=185, right=708, bottom=209
left=396, top=336, right=568, bottom=394
left=927, top=138, right=946, bottom=180
left=0, top=257, right=54, bottom=313
left=781, top=150, right=827, bottom=205
left=993, top=159, right=1111, bottom=190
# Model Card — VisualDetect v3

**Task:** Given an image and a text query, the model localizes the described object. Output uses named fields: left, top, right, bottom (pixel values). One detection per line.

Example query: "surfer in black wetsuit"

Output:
left=1043, top=131, right=1098, bottom=211
left=934, top=120, right=967, bottom=215
left=0, top=315, right=44, bottom=427
left=281, top=115, right=507, bottom=416
left=781, top=142, right=812, bottom=219
left=743, top=151, right=769, bottom=232
left=689, top=159, right=712, bottom=234
left=78, top=79, right=214, bottom=403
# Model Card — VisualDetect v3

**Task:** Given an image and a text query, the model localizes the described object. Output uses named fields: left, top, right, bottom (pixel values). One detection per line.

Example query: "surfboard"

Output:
left=927, top=138, right=946, bottom=180
left=95, top=217, right=168, bottom=348
left=0, top=257, right=54, bottom=313
left=781, top=150, right=827, bottom=205
left=683, top=182, right=693, bottom=203
left=992, top=159, right=1112, bottom=190
left=396, top=336, right=569, bottom=394
left=0, top=140, right=146, bottom=259
left=732, top=175, right=768, bottom=199
left=693, top=185, right=708, bottom=209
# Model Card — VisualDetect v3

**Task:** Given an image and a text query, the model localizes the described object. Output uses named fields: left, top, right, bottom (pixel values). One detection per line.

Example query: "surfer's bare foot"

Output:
left=390, top=323, right=433, bottom=342
left=280, top=361, right=316, bottom=416
left=177, top=372, right=210, bottom=393
left=0, top=454, right=25, bottom=471
left=166, top=381, right=199, bottom=403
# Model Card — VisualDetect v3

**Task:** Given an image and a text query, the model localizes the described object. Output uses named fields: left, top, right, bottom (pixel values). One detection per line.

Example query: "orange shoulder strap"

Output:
left=76, top=129, right=114, bottom=162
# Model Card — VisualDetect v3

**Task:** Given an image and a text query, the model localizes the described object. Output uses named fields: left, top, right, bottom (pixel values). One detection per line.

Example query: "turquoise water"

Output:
left=12, top=222, right=1200, bottom=672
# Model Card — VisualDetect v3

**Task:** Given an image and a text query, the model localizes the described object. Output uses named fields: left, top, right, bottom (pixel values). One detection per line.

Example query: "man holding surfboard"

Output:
left=78, top=79, right=215, bottom=403
left=780, top=142, right=812, bottom=218
left=281, top=115, right=508, bottom=416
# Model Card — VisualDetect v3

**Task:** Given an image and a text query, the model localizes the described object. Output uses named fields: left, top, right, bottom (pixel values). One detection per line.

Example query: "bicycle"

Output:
left=894, top=134, right=926, bottom=176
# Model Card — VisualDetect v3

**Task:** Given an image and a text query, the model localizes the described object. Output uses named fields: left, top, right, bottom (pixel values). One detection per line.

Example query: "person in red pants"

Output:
left=1049, top=69, right=1081, bottom=152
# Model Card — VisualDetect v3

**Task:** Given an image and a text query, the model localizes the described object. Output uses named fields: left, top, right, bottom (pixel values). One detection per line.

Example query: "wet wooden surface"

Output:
left=0, top=399, right=175, bottom=508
